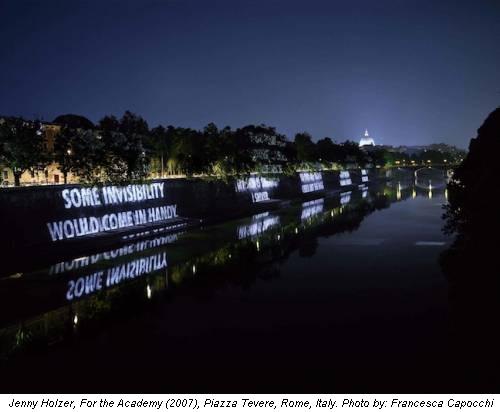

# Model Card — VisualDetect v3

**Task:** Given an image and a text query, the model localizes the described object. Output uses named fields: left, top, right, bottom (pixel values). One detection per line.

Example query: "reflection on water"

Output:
left=340, top=191, right=352, bottom=205
left=361, top=185, right=368, bottom=198
left=301, top=199, right=324, bottom=220
left=0, top=181, right=456, bottom=391
left=237, top=212, right=280, bottom=239
left=49, top=233, right=180, bottom=276
left=65, top=251, right=168, bottom=301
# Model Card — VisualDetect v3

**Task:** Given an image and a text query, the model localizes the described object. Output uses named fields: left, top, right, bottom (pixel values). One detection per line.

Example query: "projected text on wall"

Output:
left=235, top=176, right=278, bottom=203
left=46, top=183, right=178, bottom=241
left=300, top=172, right=324, bottom=193
left=340, top=171, right=352, bottom=186
left=361, top=169, right=369, bottom=183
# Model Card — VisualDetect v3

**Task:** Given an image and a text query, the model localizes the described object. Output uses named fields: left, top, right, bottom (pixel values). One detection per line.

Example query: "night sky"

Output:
left=1, top=0, right=499, bottom=148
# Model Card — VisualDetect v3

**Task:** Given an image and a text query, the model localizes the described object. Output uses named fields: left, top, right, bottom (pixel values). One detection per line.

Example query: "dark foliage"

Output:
left=0, top=117, right=49, bottom=186
left=53, top=114, right=95, bottom=130
left=441, top=107, right=500, bottom=281
left=443, top=107, right=500, bottom=248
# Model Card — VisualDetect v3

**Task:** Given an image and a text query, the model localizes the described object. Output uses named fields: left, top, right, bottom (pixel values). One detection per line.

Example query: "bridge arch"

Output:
left=414, top=167, right=447, bottom=190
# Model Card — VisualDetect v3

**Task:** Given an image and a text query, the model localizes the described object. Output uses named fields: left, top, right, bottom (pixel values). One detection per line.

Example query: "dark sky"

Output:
left=1, top=0, right=499, bottom=148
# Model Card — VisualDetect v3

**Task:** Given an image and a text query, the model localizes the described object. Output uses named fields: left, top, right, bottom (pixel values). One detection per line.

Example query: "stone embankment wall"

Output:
left=0, top=169, right=377, bottom=252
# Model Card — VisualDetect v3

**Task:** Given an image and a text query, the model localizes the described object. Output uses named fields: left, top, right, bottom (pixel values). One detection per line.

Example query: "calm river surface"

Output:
left=1, top=182, right=498, bottom=392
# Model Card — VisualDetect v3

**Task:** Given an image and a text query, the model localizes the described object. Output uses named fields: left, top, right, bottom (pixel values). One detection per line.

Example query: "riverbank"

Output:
left=0, top=169, right=384, bottom=265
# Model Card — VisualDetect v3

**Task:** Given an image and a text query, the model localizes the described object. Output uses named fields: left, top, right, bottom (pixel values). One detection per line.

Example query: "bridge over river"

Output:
left=386, top=166, right=454, bottom=190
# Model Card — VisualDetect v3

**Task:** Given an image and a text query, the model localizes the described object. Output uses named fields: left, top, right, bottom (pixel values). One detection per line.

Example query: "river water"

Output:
left=0, top=181, right=498, bottom=392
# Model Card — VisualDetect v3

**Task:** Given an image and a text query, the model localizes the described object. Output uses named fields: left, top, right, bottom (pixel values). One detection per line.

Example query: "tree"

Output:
left=203, top=122, right=222, bottom=174
left=53, top=126, right=77, bottom=184
left=226, top=127, right=256, bottom=175
left=169, top=127, right=208, bottom=176
left=444, top=107, right=500, bottom=245
left=149, top=125, right=173, bottom=178
left=53, top=114, right=94, bottom=130
left=294, top=132, right=317, bottom=163
left=68, top=129, right=107, bottom=184
left=316, top=137, right=336, bottom=163
left=440, top=107, right=498, bottom=284
left=0, top=117, right=48, bottom=186
left=369, top=148, right=388, bottom=167
left=98, top=111, right=149, bottom=182
left=340, top=140, right=368, bottom=166
left=237, top=124, right=288, bottom=172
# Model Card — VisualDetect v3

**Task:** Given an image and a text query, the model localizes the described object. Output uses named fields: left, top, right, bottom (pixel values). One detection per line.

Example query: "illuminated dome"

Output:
left=359, top=129, right=375, bottom=147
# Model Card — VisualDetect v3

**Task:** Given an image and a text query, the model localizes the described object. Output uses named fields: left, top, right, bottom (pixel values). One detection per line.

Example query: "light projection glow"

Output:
left=340, top=191, right=352, bottom=205
left=361, top=169, right=369, bottom=183
left=235, top=175, right=279, bottom=203
left=65, top=251, right=167, bottom=301
left=340, top=171, right=352, bottom=187
left=46, top=182, right=178, bottom=242
left=61, top=183, right=165, bottom=209
left=237, top=212, right=280, bottom=239
left=300, top=172, right=324, bottom=193
left=47, top=205, right=177, bottom=241
left=301, top=198, right=324, bottom=220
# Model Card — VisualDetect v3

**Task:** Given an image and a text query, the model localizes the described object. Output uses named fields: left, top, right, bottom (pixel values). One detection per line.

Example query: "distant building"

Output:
left=0, top=117, right=78, bottom=186
left=394, top=143, right=465, bottom=157
left=359, top=129, right=375, bottom=147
